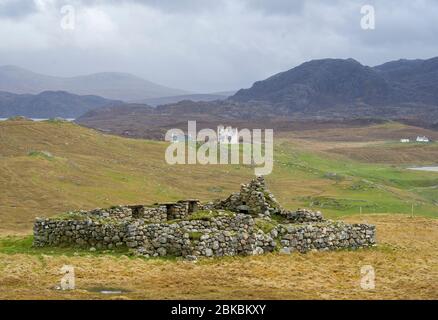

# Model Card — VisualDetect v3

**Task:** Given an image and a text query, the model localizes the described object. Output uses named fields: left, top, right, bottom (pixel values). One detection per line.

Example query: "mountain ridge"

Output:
left=230, top=56, right=438, bottom=109
left=0, top=65, right=188, bottom=101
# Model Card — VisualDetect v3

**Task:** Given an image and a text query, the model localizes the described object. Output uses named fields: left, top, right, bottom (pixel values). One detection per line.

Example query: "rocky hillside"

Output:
left=231, top=57, right=438, bottom=118
left=134, top=93, right=231, bottom=106
left=232, top=58, right=394, bottom=108
left=375, top=57, right=438, bottom=104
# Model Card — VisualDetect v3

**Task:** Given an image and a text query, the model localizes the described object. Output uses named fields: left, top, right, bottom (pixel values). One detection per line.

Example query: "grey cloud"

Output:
left=0, top=0, right=437, bottom=92
left=0, top=0, right=37, bottom=18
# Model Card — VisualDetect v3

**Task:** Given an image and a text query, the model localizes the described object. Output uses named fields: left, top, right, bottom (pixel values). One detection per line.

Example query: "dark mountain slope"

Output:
left=231, top=57, right=438, bottom=110
left=0, top=90, right=120, bottom=118
left=133, top=93, right=230, bottom=106
left=231, top=58, right=396, bottom=109
left=375, top=57, right=438, bottom=104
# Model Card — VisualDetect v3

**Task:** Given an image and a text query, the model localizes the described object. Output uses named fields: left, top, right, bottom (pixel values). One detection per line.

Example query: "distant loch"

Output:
left=0, top=118, right=75, bottom=122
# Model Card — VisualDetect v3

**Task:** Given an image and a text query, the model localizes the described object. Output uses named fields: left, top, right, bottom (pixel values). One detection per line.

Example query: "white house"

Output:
left=218, top=125, right=239, bottom=144
left=416, top=136, right=430, bottom=143
left=400, top=139, right=410, bottom=143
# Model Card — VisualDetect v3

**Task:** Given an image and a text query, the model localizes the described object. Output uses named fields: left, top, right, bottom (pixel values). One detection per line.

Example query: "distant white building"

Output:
left=218, top=125, right=239, bottom=144
left=416, top=136, right=430, bottom=143
left=400, top=139, right=410, bottom=143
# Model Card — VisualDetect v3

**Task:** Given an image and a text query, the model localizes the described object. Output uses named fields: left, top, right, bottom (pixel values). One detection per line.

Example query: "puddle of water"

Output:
left=100, top=290, right=123, bottom=294
left=87, top=287, right=130, bottom=294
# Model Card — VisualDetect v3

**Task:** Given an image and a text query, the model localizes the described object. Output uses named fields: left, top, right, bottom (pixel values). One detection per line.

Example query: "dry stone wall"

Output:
left=277, top=222, right=376, bottom=253
left=141, top=206, right=167, bottom=223
left=129, top=213, right=276, bottom=258
left=33, top=218, right=128, bottom=249
left=33, top=176, right=377, bottom=258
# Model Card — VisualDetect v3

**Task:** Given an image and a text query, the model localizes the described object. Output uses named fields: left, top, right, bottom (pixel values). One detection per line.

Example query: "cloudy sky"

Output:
left=0, top=0, right=437, bottom=92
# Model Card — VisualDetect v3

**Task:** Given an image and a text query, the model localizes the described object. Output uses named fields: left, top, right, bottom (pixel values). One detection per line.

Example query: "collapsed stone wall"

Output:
left=281, top=208, right=324, bottom=223
left=33, top=213, right=276, bottom=256
left=77, top=206, right=133, bottom=219
left=33, top=212, right=375, bottom=257
left=33, top=176, right=377, bottom=258
left=214, top=177, right=325, bottom=223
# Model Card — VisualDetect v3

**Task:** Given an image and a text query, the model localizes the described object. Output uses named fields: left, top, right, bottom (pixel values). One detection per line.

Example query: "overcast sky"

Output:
left=0, top=0, right=437, bottom=92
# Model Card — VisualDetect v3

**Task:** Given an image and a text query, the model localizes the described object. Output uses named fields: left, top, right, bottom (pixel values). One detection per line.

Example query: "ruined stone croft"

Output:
left=33, top=177, right=376, bottom=259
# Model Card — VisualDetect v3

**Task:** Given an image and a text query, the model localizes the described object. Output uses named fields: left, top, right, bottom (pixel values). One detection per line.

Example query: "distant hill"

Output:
left=231, top=57, right=438, bottom=112
left=134, top=93, right=231, bottom=107
left=0, top=65, right=188, bottom=101
left=0, top=90, right=120, bottom=118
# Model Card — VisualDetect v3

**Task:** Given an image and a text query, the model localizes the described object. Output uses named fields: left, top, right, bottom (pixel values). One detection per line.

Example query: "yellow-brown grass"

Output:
left=1, top=215, right=437, bottom=300
left=1, top=120, right=438, bottom=234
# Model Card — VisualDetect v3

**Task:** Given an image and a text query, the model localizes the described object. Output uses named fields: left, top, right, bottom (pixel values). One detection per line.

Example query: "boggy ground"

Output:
left=0, top=215, right=437, bottom=300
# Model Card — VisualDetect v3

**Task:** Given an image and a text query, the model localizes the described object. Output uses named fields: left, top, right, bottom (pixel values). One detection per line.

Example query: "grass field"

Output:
left=0, top=215, right=436, bottom=300
left=0, top=119, right=437, bottom=299
left=1, top=119, right=437, bottom=234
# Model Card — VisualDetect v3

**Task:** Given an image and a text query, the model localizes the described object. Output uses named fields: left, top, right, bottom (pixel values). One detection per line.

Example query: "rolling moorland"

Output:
left=0, top=119, right=437, bottom=299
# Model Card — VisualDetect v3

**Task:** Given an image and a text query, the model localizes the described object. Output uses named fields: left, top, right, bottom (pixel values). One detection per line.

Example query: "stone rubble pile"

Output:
left=282, top=208, right=324, bottom=223
left=214, top=176, right=282, bottom=217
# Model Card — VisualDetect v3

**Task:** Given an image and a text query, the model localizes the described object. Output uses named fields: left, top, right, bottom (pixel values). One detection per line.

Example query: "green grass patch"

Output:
left=0, top=235, right=131, bottom=257
left=55, top=212, right=89, bottom=221
left=188, top=232, right=203, bottom=241
left=28, top=150, right=54, bottom=160
left=45, top=118, right=70, bottom=124
left=303, top=196, right=377, bottom=211
left=255, top=218, right=278, bottom=233
left=188, top=210, right=234, bottom=221
left=274, top=143, right=438, bottom=217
